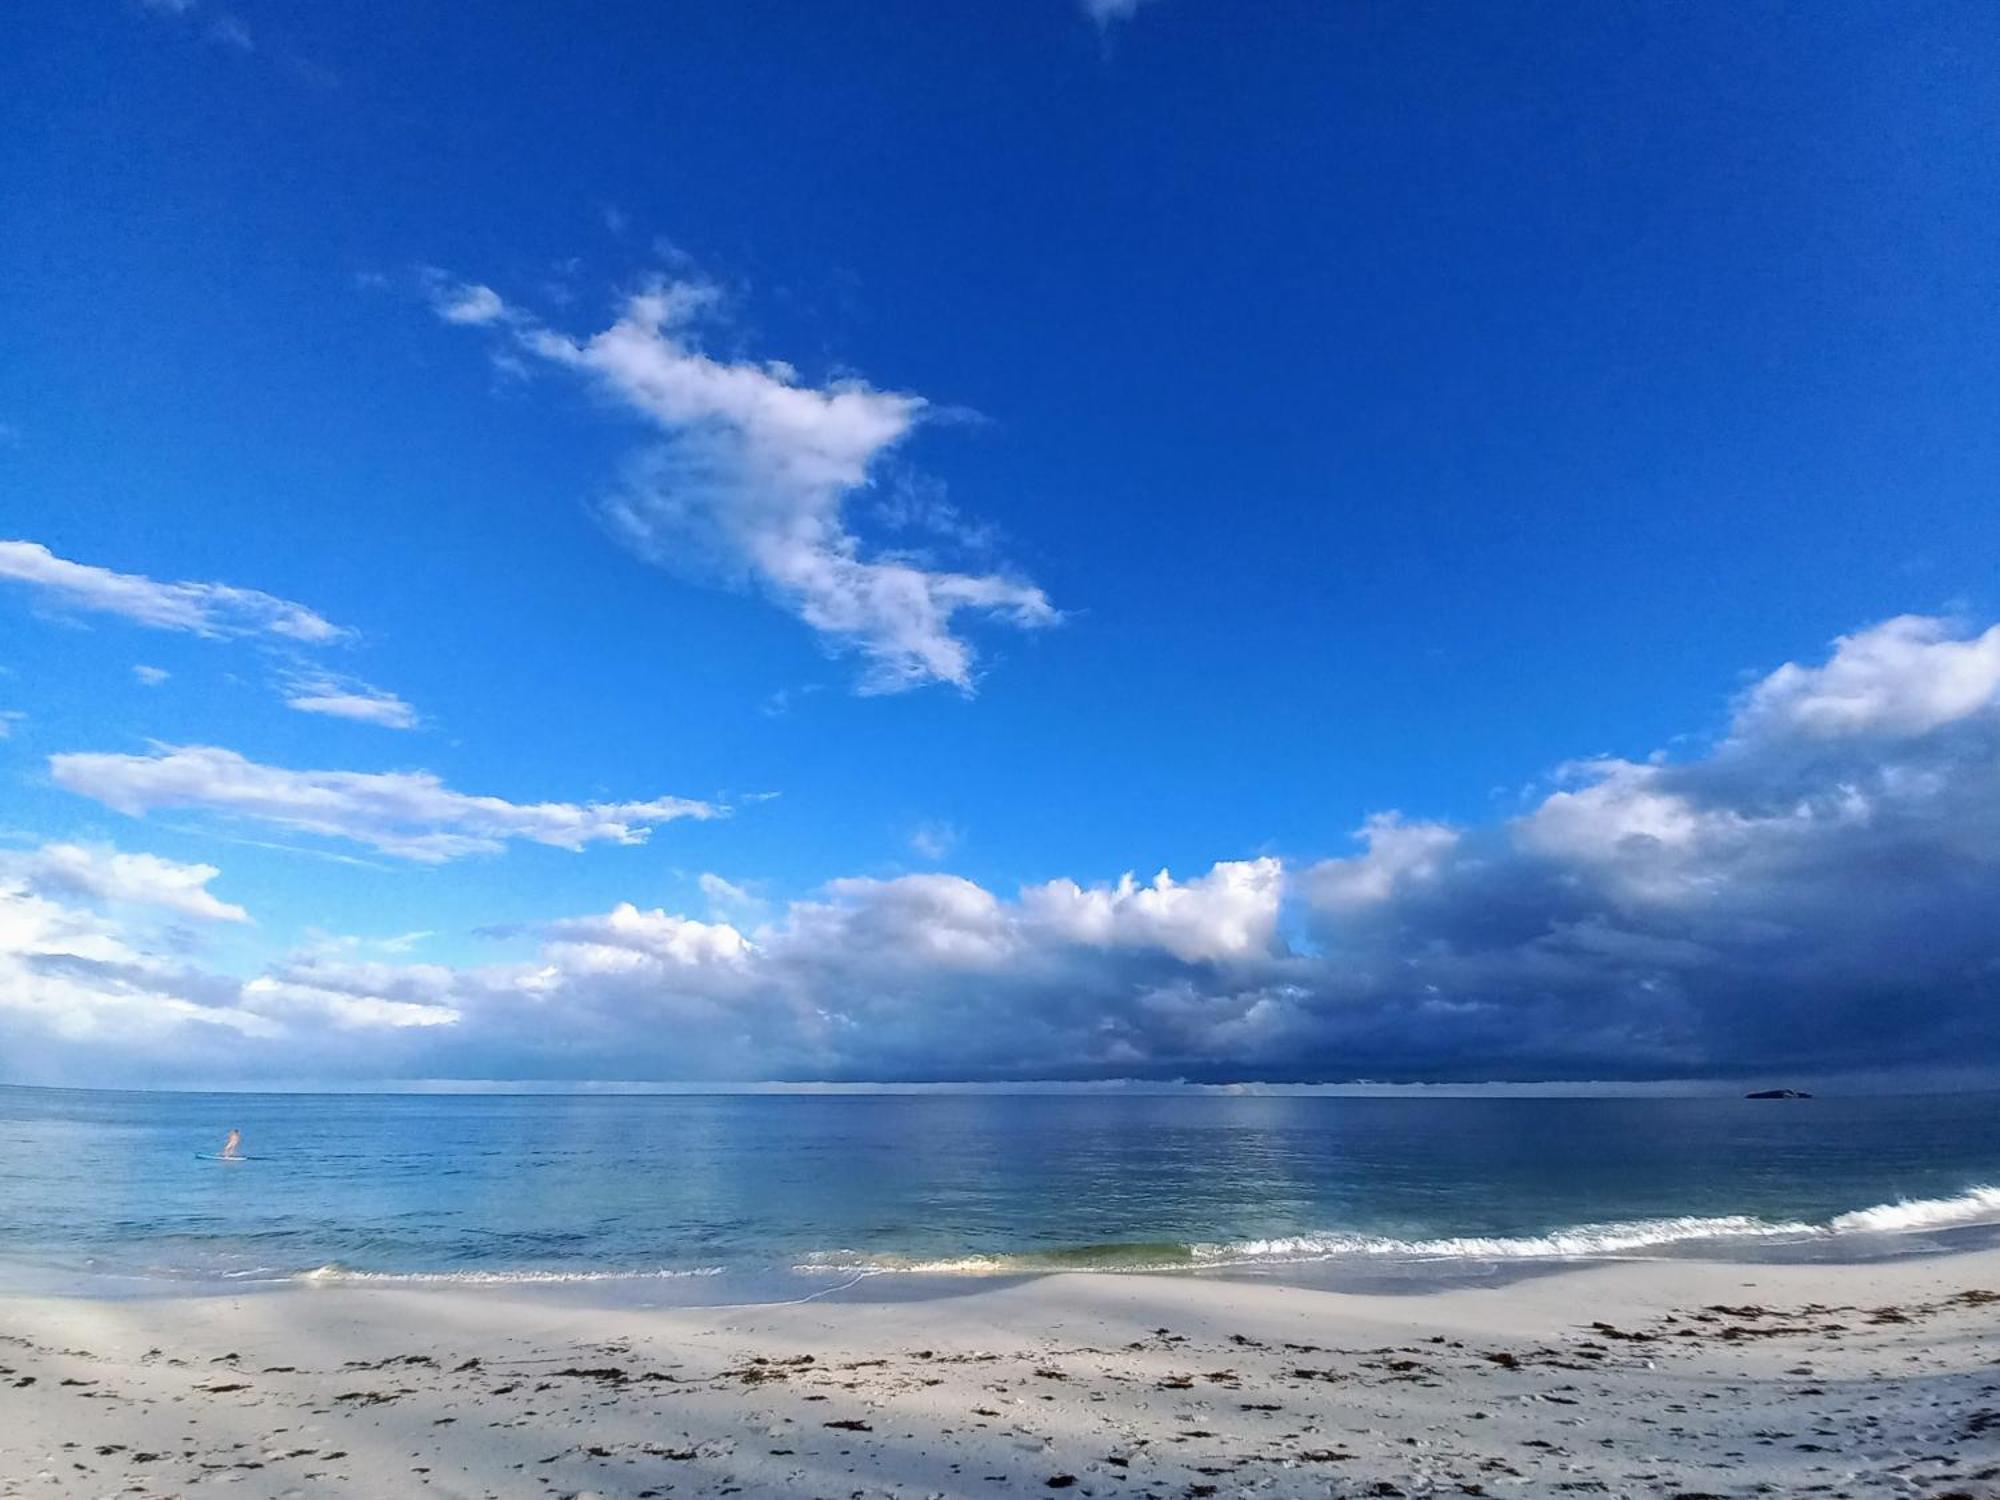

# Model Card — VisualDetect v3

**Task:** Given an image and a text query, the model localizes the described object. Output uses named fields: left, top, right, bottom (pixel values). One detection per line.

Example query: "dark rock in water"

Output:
left=1745, top=1088, right=1813, bottom=1099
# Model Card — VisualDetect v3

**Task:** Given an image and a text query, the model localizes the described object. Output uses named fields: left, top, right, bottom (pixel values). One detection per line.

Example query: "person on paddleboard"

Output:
left=220, top=1129, right=243, bottom=1160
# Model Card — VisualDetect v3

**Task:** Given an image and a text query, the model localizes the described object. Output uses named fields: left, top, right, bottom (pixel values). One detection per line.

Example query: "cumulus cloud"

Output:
left=49, top=744, right=722, bottom=862
left=1733, top=615, right=2000, bottom=741
left=543, top=902, right=752, bottom=967
left=282, top=672, right=420, bottom=729
left=0, top=540, right=346, bottom=642
left=0, top=883, right=272, bottom=1054
left=1299, top=813, right=1459, bottom=910
left=430, top=278, right=1057, bottom=692
left=1018, top=860, right=1282, bottom=963
left=0, top=881, right=469, bottom=1085
left=8, top=612, right=2000, bottom=1087
left=1288, top=613, right=2000, bottom=1078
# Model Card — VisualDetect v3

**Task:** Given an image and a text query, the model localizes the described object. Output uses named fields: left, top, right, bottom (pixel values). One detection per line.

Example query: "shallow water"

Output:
left=3, top=1086, right=1997, bottom=1302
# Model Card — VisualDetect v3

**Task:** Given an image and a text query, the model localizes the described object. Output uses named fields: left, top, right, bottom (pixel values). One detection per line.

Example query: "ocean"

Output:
left=4, top=1085, right=1999, bottom=1302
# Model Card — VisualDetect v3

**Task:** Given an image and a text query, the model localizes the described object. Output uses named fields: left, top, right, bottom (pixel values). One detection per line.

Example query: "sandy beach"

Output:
left=4, top=1248, right=1998, bottom=1500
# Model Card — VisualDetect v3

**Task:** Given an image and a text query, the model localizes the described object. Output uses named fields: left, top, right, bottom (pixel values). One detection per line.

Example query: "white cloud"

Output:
left=434, top=282, right=506, bottom=325
left=49, top=744, right=722, bottom=862
left=0, top=882, right=273, bottom=1048
left=0, top=873, right=434, bottom=1069
left=433, top=279, right=1057, bottom=692
left=544, top=902, right=751, bottom=967
left=908, top=820, right=959, bottom=860
left=283, top=673, right=420, bottom=730
left=4, top=842, right=249, bottom=923
left=241, top=976, right=458, bottom=1030
left=1301, top=814, right=1459, bottom=910
left=1515, top=760, right=1724, bottom=863
left=0, top=545, right=419, bottom=725
left=0, top=540, right=345, bottom=642
left=788, top=874, right=1012, bottom=971
left=1734, top=615, right=2000, bottom=741
left=1018, top=859, right=1283, bottom=963
left=697, top=872, right=766, bottom=921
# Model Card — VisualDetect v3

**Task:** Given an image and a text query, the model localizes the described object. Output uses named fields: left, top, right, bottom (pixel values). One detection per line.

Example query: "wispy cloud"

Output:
left=0, top=540, right=346, bottom=643
left=51, top=744, right=723, bottom=862
left=204, top=13, right=252, bottom=51
left=282, top=671, right=421, bottom=730
left=1, top=540, right=428, bottom=727
left=697, top=871, right=766, bottom=921
left=427, top=275, right=1058, bottom=693
left=134, top=0, right=254, bottom=52
left=908, top=820, right=959, bottom=861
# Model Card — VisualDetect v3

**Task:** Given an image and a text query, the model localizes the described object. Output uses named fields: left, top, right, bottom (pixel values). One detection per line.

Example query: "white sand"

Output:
left=4, top=1248, right=1999, bottom=1498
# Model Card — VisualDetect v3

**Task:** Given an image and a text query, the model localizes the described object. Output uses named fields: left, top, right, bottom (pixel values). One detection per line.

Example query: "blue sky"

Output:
left=3, top=0, right=2000, bottom=1086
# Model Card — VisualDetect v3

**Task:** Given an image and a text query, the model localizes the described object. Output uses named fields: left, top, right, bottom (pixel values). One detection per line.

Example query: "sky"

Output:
left=3, top=0, right=1999, bottom=1088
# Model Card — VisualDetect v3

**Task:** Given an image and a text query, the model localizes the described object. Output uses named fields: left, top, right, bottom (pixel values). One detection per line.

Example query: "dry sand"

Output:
left=4, top=1247, right=1999, bottom=1498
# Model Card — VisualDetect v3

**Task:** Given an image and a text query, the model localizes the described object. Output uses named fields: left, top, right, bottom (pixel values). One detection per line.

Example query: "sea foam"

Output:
left=300, top=1263, right=726, bottom=1286
left=1826, top=1184, right=2000, bottom=1235
left=792, top=1184, right=2000, bottom=1276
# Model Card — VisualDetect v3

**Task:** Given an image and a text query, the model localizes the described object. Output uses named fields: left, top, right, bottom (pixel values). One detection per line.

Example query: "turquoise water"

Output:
left=3, top=1086, right=1999, bottom=1300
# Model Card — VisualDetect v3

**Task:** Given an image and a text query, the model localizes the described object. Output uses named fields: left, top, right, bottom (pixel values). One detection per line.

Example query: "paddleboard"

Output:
left=194, top=1153, right=251, bottom=1162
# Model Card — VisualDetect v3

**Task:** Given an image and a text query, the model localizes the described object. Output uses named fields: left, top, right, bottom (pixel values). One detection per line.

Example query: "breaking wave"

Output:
left=793, top=1185, right=2000, bottom=1277
left=1827, top=1184, right=2000, bottom=1234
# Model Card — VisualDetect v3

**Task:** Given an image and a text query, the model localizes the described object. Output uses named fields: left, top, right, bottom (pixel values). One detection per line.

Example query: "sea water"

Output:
left=2, top=1086, right=1998, bottom=1302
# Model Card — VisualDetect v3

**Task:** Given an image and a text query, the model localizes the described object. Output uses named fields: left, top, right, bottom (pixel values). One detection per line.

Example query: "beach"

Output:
left=5, top=1247, right=1999, bottom=1499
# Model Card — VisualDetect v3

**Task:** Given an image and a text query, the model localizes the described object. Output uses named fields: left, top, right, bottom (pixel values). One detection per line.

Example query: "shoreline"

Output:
left=9, top=1213, right=2000, bottom=1312
left=6, top=1243, right=1999, bottom=1496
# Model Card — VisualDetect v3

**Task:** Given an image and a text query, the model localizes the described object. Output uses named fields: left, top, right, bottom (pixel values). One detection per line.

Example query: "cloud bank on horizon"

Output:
left=6, top=610, right=1999, bottom=1086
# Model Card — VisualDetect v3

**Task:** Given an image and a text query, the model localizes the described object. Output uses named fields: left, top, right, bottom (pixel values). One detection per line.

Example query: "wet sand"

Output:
left=4, top=1246, right=1999, bottom=1498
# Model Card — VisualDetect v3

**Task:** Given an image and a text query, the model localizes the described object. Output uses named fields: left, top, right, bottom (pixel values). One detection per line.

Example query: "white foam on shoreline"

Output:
left=791, top=1184, right=2000, bottom=1276
left=237, top=1184, right=2000, bottom=1286
left=299, top=1263, right=726, bottom=1286
left=1192, top=1214, right=1822, bottom=1265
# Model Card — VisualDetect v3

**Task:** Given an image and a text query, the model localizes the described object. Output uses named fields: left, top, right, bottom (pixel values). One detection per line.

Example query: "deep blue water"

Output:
left=3, top=1087, right=1998, bottom=1300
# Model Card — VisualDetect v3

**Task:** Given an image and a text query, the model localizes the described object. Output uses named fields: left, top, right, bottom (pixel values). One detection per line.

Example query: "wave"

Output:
left=272, top=1185, right=2000, bottom=1288
left=299, top=1263, right=726, bottom=1286
left=1827, top=1184, right=2000, bottom=1234
left=1192, top=1214, right=1821, bottom=1266
left=792, top=1185, right=2000, bottom=1277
